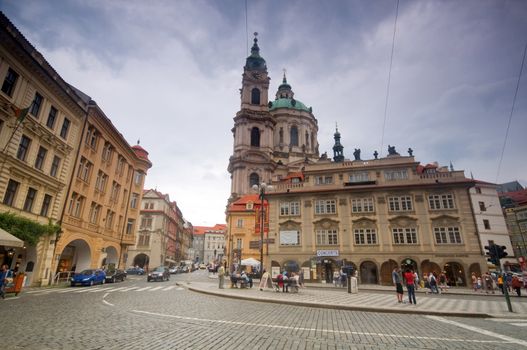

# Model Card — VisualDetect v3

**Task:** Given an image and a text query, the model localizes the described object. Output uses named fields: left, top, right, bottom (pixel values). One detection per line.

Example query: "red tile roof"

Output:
left=499, top=189, right=527, bottom=205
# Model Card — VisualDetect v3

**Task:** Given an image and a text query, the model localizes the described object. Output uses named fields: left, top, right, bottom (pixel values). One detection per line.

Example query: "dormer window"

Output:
left=251, top=88, right=260, bottom=105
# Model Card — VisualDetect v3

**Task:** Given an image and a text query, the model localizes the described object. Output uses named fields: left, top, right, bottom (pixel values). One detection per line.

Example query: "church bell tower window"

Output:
left=251, top=127, right=260, bottom=147
left=249, top=173, right=260, bottom=187
left=290, top=126, right=299, bottom=146
left=251, top=88, right=261, bottom=105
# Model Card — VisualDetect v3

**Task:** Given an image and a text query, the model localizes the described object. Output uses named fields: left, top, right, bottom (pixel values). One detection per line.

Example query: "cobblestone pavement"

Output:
left=1, top=271, right=526, bottom=349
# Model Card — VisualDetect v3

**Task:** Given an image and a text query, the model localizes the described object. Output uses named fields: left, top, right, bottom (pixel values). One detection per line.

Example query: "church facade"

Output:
left=227, top=35, right=487, bottom=286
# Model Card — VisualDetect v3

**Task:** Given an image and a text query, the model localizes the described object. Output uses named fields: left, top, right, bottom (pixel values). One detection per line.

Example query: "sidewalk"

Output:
left=180, top=278, right=527, bottom=318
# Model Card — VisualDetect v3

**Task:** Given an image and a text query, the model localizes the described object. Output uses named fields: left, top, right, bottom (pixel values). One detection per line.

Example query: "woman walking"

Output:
left=403, top=269, right=417, bottom=305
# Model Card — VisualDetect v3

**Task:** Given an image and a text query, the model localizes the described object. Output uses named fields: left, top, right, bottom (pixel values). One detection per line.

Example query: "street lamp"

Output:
left=252, top=182, right=273, bottom=279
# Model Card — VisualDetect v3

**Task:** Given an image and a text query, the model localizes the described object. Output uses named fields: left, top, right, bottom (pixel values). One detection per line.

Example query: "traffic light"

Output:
left=484, top=244, right=499, bottom=265
left=496, top=245, right=508, bottom=260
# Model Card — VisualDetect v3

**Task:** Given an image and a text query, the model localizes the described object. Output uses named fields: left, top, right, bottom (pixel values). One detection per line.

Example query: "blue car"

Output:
left=125, top=267, right=145, bottom=275
left=70, top=269, right=106, bottom=287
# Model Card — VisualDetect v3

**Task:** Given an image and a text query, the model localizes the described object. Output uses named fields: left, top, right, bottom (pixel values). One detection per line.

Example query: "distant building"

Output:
left=193, top=225, right=226, bottom=264
left=499, top=188, right=527, bottom=260
left=497, top=181, right=524, bottom=194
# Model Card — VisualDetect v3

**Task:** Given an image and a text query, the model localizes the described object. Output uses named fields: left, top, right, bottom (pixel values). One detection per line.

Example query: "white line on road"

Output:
left=131, top=310, right=505, bottom=344
left=148, top=286, right=165, bottom=291
left=427, top=316, right=527, bottom=347
left=162, top=286, right=176, bottom=291
left=118, top=287, right=140, bottom=292
left=510, top=323, right=527, bottom=327
left=102, top=293, right=113, bottom=306
left=135, top=287, right=152, bottom=291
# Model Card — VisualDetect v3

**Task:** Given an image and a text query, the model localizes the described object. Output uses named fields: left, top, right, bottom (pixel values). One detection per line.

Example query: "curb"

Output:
left=178, top=282, right=492, bottom=318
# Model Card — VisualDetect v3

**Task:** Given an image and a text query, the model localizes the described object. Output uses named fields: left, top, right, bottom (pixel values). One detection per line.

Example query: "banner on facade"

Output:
left=316, top=250, right=339, bottom=257
left=280, top=230, right=299, bottom=245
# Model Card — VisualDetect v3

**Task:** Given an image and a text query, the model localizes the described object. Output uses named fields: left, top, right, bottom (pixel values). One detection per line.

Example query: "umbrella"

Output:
left=240, top=258, right=260, bottom=267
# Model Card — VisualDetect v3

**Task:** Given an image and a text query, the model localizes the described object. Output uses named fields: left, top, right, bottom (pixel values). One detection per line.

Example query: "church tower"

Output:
left=332, top=126, right=344, bottom=162
left=228, top=34, right=276, bottom=198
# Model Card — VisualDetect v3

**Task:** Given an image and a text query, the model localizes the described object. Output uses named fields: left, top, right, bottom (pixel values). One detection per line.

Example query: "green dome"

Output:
left=269, top=98, right=311, bottom=113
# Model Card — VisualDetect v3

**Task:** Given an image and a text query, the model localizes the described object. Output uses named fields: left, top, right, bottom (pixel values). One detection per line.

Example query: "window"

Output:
left=116, top=156, right=125, bottom=175
left=315, top=199, right=337, bottom=214
left=354, top=228, right=377, bottom=245
left=351, top=198, right=374, bottom=213
left=88, top=202, right=101, bottom=224
left=478, top=202, right=486, bottom=212
left=110, top=181, right=121, bottom=202
left=384, top=169, right=408, bottom=181
left=250, top=127, right=260, bottom=147
left=138, top=232, right=150, bottom=246
left=60, top=118, right=70, bottom=139
left=1, top=68, right=19, bottom=96
left=434, top=227, right=462, bottom=244
left=236, top=238, right=242, bottom=249
left=126, top=219, right=135, bottom=234
left=517, top=211, right=527, bottom=220
left=40, top=194, right=52, bottom=216
left=34, top=146, right=47, bottom=170
left=30, top=92, right=43, bottom=117
left=483, top=219, right=491, bottom=230
left=46, top=106, right=57, bottom=129
left=3, top=179, right=20, bottom=206
left=236, top=219, right=243, bottom=228
left=428, top=194, right=455, bottom=210
left=134, top=171, right=143, bottom=185
left=316, top=229, right=338, bottom=245
left=121, top=189, right=128, bottom=208
left=141, top=216, right=153, bottom=229
left=280, top=201, right=300, bottom=216
left=249, top=173, right=259, bottom=187
left=77, top=157, right=92, bottom=182
left=23, top=187, right=37, bottom=212
left=251, top=88, right=260, bottom=104
left=105, top=210, right=115, bottom=229
left=315, top=176, right=333, bottom=185
left=392, top=228, right=418, bottom=244
left=16, top=135, right=31, bottom=161
left=130, top=193, right=139, bottom=208
left=68, top=193, right=84, bottom=218
left=95, top=171, right=108, bottom=193
left=50, top=156, right=61, bottom=177
left=475, top=187, right=482, bottom=194
left=290, top=126, right=299, bottom=146
left=85, top=126, right=98, bottom=150
left=102, top=142, right=113, bottom=163
left=349, top=172, right=369, bottom=183
left=388, top=196, right=413, bottom=211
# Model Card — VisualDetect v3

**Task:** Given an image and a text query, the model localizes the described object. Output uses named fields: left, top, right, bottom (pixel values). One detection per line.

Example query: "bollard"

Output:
left=347, top=275, right=351, bottom=293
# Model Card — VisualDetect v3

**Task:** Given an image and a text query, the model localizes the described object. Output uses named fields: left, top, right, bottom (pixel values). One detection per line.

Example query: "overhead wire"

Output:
left=380, top=0, right=400, bottom=157
left=495, top=41, right=527, bottom=184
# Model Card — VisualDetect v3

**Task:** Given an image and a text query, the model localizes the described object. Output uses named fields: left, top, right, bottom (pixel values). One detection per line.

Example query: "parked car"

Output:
left=180, top=265, right=190, bottom=273
left=199, top=264, right=207, bottom=270
left=70, top=269, right=106, bottom=287
left=105, top=269, right=127, bottom=283
left=169, top=266, right=178, bottom=274
left=147, top=266, right=170, bottom=282
left=126, top=267, right=145, bottom=275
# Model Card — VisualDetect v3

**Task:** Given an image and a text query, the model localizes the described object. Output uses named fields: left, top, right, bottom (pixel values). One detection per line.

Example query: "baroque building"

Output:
left=227, top=35, right=488, bottom=285
left=0, top=12, right=85, bottom=286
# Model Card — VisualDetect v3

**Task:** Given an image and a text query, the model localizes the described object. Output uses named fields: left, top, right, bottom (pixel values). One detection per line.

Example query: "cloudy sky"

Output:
left=3, top=0, right=526, bottom=226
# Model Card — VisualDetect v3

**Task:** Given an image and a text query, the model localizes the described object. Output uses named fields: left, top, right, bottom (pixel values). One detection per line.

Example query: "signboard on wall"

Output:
left=316, top=250, right=339, bottom=257
left=302, top=267, right=311, bottom=280
left=280, top=230, right=299, bottom=245
left=271, top=266, right=280, bottom=278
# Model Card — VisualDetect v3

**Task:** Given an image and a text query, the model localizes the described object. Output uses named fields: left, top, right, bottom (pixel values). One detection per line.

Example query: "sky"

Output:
left=2, top=0, right=526, bottom=226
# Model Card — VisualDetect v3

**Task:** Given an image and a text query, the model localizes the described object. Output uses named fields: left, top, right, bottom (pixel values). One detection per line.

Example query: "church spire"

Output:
left=333, top=124, right=344, bottom=162
left=276, top=68, right=294, bottom=99
left=245, top=32, right=267, bottom=70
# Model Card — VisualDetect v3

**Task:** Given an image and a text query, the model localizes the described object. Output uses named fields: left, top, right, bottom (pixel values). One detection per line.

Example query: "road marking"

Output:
left=135, top=287, right=152, bottom=291
left=89, top=287, right=114, bottom=293
left=510, top=323, right=527, bottom=327
left=131, top=310, right=504, bottom=344
left=102, top=293, right=114, bottom=306
left=118, top=287, right=140, bottom=292
left=106, top=287, right=128, bottom=292
left=73, top=288, right=92, bottom=293
left=427, top=316, right=527, bottom=347
left=148, top=286, right=165, bottom=291
left=487, top=318, right=527, bottom=322
left=162, top=286, right=176, bottom=291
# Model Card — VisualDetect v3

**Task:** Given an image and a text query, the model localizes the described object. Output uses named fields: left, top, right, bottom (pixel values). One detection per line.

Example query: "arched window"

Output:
left=249, top=173, right=260, bottom=187
left=251, top=88, right=260, bottom=105
left=250, top=127, right=260, bottom=147
left=290, top=126, right=299, bottom=146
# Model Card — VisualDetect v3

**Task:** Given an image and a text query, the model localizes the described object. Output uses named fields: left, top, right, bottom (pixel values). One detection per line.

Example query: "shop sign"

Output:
left=316, top=250, right=339, bottom=257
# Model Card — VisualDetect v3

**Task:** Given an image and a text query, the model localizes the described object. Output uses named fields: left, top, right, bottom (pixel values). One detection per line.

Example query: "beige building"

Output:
left=0, top=13, right=86, bottom=286
left=227, top=35, right=487, bottom=285
left=55, top=97, right=152, bottom=276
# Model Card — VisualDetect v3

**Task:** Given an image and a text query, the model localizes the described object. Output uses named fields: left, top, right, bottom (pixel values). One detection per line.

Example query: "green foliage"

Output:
left=0, top=212, right=60, bottom=246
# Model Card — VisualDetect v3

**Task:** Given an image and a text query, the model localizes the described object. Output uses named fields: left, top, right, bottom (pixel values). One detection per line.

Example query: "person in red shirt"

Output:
left=403, top=269, right=417, bottom=305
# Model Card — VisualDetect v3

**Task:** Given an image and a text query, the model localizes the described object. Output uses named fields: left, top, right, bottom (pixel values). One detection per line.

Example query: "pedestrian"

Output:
left=438, top=272, right=448, bottom=292
left=298, top=269, right=305, bottom=288
left=511, top=275, right=522, bottom=297
left=428, top=272, right=439, bottom=294
left=471, top=272, right=478, bottom=292
left=477, top=277, right=482, bottom=292
left=506, top=273, right=513, bottom=292
left=497, top=274, right=505, bottom=294
left=483, top=272, right=495, bottom=294
left=403, top=269, right=417, bottom=305
left=333, top=270, right=341, bottom=287
left=392, top=267, right=404, bottom=303
left=218, top=263, right=225, bottom=289
left=0, top=264, right=8, bottom=299
left=259, top=269, right=271, bottom=291
left=413, top=271, right=420, bottom=290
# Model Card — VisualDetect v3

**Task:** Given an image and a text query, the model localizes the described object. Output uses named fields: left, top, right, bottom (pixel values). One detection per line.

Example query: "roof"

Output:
left=499, top=189, right=527, bottom=206
left=269, top=98, right=310, bottom=113
left=227, top=194, right=266, bottom=212
left=193, top=224, right=226, bottom=235
left=498, top=181, right=524, bottom=193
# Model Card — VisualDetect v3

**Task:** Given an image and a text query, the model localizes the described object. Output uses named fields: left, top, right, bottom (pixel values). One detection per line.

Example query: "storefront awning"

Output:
left=165, top=258, right=177, bottom=263
left=0, top=227, right=24, bottom=247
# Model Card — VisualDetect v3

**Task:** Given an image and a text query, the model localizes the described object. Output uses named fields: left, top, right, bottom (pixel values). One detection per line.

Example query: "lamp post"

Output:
left=252, top=182, right=272, bottom=279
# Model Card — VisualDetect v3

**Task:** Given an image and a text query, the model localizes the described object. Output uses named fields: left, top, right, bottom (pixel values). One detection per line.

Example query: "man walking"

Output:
left=218, top=263, right=225, bottom=289
left=403, top=268, right=417, bottom=305
left=392, top=267, right=404, bottom=303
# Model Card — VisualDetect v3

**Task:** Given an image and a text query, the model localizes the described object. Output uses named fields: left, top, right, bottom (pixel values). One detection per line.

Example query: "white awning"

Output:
left=241, top=258, right=260, bottom=267
left=165, top=258, right=177, bottom=263
left=0, top=227, right=24, bottom=247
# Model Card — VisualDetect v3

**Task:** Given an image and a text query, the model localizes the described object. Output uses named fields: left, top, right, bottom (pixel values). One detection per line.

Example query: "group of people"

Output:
left=471, top=271, right=525, bottom=296
left=392, top=267, right=418, bottom=304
